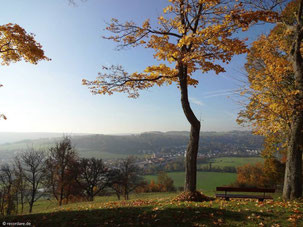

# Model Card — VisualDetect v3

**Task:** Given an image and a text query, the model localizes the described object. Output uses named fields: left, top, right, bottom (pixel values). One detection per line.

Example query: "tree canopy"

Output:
left=0, top=23, right=49, bottom=65
left=0, top=23, right=49, bottom=120
left=82, top=0, right=248, bottom=97
left=238, top=0, right=303, bottom=200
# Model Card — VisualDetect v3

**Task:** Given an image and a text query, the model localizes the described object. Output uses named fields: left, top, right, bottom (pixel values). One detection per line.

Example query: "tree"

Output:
left=107, top=168, right=124, bottom=200
left=238, top=29, right=293, bottom=157
left=0, top=23, right=48, bottom=65
left=236, top=163, right=267, bottom=188
left=0, top=23, right=49, bottom=119
left=280, top=0, right=303, bottom=201
left=20, top=148, right=46, bottom=213
left=44, top=136, right=78, bottom=206
left=13, top=156, right=27, bottom=214
left=157, top=171, right=176, bottom=192
left=145, top=171, right=176, bottom=192
left=0, top=164, right=16, bottom=216
left=235, top=160, right=285, bottom=188
left=82, top=0, right=248, bottom=194
left=148, top=179, right=160, bottom=192
left=237, top=0, right=303, bottom=200
left=237, top=20, right=293, bottom=191
left=111, top=157, right=145, bottom=200
left=263, top=158, right=285, bottom=187
left=74, top=158, right=109, bottom=201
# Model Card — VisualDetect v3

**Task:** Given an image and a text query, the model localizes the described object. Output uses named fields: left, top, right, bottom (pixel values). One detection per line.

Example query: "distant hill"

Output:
left=0, top=131, right=263, bottom=162
left=0, top=132, right=89, bottom=144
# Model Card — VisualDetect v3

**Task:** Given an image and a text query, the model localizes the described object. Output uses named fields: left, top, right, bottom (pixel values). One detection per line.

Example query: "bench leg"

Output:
left=225, top=197, right=230, bottom=201
left=258, top=198, right=264, bottom=202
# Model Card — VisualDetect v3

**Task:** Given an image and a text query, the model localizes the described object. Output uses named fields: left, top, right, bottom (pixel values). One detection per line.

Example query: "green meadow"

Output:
left=198, top=157, right=263, bottom=169
left=145, top=172, right=237, bottom=193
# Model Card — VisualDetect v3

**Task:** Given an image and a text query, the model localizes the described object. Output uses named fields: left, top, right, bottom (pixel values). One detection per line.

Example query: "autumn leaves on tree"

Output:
left=0, top=24, right=48, bottom=65
left=0, top=23, right=49, bottom=119
left=238, top=0, right=303, bottom=200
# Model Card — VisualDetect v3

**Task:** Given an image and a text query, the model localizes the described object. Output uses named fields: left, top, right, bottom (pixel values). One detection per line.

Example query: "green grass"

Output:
left=2, top=193, right=302, bottom=227
left=145, top=172, right=237, bottom=194
left=23, top=193, right=179, bottom=214
left=198, top=157, right=264, bottom=169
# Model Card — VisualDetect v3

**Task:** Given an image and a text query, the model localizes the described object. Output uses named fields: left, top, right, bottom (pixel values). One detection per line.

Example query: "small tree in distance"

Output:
left=157, top=171, right=176, bottom=192
left=0, top=164, right=16, bottom=216
left=108, top=168, right=123, bottom=200
left=13, top=156, right=27, bottom=214
left=44, top=136, right=78, bottom=206
left=74, top=158, right=109, bottom=201
left=20, top=148, right=46, bottom=213
left=111, top=157, right=145, bottom=200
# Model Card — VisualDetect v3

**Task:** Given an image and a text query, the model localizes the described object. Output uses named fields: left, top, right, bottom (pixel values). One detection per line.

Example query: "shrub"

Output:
left=234, top=159, right=284, bottom=188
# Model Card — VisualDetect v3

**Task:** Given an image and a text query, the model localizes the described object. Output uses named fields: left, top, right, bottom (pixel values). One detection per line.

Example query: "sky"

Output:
left=0, top=0, right=271, bottom=134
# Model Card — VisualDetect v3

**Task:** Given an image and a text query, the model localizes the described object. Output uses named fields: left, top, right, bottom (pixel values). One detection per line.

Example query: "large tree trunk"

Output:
left=283, top=114, right=303, bottom=200
left=185, top=124, right=200, bottom=192
left=179, top=64, right=201, bottom=192
left=283, top=17, right=303, bottom=200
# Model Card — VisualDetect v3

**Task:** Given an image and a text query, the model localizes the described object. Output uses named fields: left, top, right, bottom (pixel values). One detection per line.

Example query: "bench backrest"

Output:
left=216, top=187, right=275, bottom=193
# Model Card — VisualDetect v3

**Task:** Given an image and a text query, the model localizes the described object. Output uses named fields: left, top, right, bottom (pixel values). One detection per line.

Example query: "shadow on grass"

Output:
left=1, top=206, right=273, bottom=227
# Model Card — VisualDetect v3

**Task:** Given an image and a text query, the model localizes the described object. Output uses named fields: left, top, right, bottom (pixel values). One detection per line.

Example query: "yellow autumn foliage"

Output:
left=237, top=2, right=301, bottom=157
left=0, top=23, right=49, bottom=65
left=0, top=23, right=49, bottom=120
left=83, top=0, right=257, bottom=98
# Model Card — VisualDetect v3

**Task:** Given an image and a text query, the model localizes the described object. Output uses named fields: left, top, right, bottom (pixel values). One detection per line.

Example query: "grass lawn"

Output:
left=198, top=157, right=264, bottom=169
left=21, top=193, right=179, bottom=214
left=2, top=193, right=302, bottom=227
left=145, top=172, right=237, bottom=194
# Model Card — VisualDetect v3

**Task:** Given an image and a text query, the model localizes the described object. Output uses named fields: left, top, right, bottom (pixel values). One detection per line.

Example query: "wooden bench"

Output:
left=216, top=187, right=275, bottom=202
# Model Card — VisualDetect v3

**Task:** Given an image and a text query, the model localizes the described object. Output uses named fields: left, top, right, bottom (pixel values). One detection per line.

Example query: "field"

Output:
left=78, top=149, right=147, bottom=160
left=145, top=157, right=264, bottom=193
left=145, top=172, right=237, bottom=193
left=0, top=144, right=147, bottom=161
left=198, top=157, right=263, bottom=169
left=2, top=192, right=303, bottom=226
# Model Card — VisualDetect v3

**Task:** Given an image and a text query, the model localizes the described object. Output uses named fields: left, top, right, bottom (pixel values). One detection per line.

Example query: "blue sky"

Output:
left=0, top=0, right=270, bottom=134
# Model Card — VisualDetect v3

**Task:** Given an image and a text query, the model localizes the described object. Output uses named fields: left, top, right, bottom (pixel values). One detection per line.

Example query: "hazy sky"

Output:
left=0, top=0, right=270, bottom=134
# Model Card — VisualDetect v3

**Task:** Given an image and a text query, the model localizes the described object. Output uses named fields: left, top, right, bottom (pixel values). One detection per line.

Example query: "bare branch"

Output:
left=83, top=65, right=178, bottom=98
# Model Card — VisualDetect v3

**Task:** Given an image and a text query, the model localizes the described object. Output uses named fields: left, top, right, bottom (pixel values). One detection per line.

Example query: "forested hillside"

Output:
left=0, top=131, right=263, bottom=162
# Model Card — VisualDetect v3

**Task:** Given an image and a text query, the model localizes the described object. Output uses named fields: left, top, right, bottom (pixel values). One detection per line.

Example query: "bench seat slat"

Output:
left=216, top=187, right=275, bottom=193
left=216, top=194, right=273, bottom=200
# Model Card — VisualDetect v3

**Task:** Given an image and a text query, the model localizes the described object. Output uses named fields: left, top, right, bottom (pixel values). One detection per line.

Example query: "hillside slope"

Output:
left=0, top=131, right=263, bottom=162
